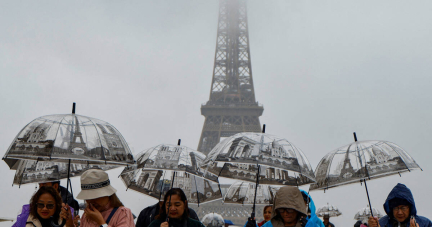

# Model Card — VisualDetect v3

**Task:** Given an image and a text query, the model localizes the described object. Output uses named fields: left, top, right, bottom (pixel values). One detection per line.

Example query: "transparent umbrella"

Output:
left=354, top=206, right=383, bottom=223
left=316, top=203, right=342, bottom=217
left=201, top=130, right=316, bottom=219
left=202, top=132, right=315, bottom=186
left=223, top=181, right=280, bottom=205
left=310, top=133, right=422, bottom=216
left=13, top=159, right=118, bottom=186
left=201, top=213, right=225, bottom=227
left=120, top=142, right=222, bottom=205
left=2, top=103, right=134, bottom=227
left=3, top=105, right=134, bottom=167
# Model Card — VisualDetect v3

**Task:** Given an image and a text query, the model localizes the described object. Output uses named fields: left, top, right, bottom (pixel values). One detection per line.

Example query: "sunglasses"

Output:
left=277, top=208, right=296, bottom=214
left=37, top=203, right=55, bottom=209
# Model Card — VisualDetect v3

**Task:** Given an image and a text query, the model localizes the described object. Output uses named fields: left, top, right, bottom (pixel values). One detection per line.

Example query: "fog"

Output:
left=1, top=1, right=432, bottom=226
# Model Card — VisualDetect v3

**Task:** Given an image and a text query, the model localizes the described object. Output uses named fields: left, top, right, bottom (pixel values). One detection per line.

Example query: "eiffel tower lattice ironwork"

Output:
left=197, top=0, right=264, bottom=155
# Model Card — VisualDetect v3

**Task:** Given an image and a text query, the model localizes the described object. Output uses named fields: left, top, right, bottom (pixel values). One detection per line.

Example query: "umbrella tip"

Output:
left=177, top=139, right=181, bottom=146
left=72, top=102, right=76, bottom=114
left=262, top=124, right=266, bottom=133
left=353, top=132, right=357, bottom=142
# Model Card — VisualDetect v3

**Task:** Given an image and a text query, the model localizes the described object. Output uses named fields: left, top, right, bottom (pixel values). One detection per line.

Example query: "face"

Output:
left=165, top=195, right=186, bottom=219
left=323, top=217, right=329, bottom=224
left=86, top=196, right=110, bottom=211
left=392, top=205, right=410, bottom=222
left=277, top=208, right=298, bottom=225
left=37, top=193, right=56, bottom=219
left=263, top=207, right=272, bottom=221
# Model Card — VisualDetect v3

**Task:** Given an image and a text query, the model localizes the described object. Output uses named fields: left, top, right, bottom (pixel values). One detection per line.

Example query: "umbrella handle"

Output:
left=51, top=218, right=66, bottom=227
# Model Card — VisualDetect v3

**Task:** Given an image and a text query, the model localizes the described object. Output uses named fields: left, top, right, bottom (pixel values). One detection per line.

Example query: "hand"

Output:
left=410, top=217, right=419, bottom=227
left=299, top=216, right=308, bottom=227
left=84, top=203, right=105, bottom=226
left=73, top=215, right=80, bottom=227
left=60, top=203, right=74, bottom=227
left=161, top=221, right=169, bottom=227
left=246, top=217, right=256, bottom=227
left=368, top=216, right=380, bottom=227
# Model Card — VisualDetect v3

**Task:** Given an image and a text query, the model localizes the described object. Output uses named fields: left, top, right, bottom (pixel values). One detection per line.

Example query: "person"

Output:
left=354, top=220, right=362, bottom=227
left=258, top=205, right=272, bottom=227
left=249, top=186, right=308, bottom=227
left=136, top=200, right=199, bottom=227
left=64, top=169, right=135, bottom=227
left=39, top=181, right=80, bottom=216
left=368, top=183, right=432, bottom=227
left=12, top=186, right=73, bottom=227
left=148, top=188, right=205, bottom=227
left=300, top=190, right=324, bottom=227
left=322, top=215, right=334, bottom=227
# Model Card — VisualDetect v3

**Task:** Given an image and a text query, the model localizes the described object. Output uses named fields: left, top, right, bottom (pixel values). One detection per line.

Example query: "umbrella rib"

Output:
left=50, top=116, right=67, bottom=161
left=324, top=150, right=339, bottom=189
left=86, top=117, right=106, bottom=163
left=383, top=141, right=411, bottom=172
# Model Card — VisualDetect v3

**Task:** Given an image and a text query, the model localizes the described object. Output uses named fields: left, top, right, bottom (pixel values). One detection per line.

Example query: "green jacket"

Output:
left=149, top=218, right=205, bottom=227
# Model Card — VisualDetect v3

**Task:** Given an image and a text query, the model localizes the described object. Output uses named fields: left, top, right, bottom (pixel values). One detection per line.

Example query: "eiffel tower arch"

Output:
left=197, top=0, right=264, bottom=155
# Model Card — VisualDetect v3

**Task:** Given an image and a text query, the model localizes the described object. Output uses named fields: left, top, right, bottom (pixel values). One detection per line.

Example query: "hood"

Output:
left=383, top=183, right=416, bottom=217
left=271, top=186, right=307, bottom=220
left=300, top=189, right=316, bottom=216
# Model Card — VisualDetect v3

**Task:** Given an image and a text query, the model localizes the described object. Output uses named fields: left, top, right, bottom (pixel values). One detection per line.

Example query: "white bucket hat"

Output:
left=76, top=169, right=117, bottom=200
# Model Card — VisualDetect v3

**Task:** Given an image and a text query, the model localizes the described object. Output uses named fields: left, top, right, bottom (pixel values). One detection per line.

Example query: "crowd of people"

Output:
left=12, top=169, right=432, bottom=227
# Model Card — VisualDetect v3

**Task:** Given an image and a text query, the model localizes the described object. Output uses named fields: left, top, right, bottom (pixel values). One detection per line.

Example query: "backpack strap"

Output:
left=106, top=207, right=119, bottom=225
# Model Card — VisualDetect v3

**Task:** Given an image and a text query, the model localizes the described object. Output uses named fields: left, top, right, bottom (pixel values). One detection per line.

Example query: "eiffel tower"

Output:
left=197, top=0, right=264, bottom=155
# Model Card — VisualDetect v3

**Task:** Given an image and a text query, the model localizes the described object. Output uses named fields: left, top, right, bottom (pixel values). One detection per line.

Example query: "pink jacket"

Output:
left=81, top=204, right=135, bottom=227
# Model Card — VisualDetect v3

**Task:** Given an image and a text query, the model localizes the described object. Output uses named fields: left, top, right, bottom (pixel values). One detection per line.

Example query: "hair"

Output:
left=109, top=193, right=124, bottom=207
left=29, top=186, right=63, bottom=219
left=155, top=188, right=189, bottom=220
left=263, top=205, right=272, bottom=213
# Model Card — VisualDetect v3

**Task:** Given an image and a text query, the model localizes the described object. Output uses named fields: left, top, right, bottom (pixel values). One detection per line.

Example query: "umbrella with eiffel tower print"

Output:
left=309, top=133, right=422, bottom=217
left=3, top=104, right=134, bottom=168
left=120, top=141, right=222, bottom=205
left=2, top=103, right=134, bottom=227
left=201, top=129, right=316, bottom=219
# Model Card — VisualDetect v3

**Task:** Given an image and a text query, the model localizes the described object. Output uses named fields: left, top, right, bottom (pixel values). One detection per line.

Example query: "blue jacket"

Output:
left=300, top=190, right=325, bottom=227
left=379, top=183, right=432, bottom=227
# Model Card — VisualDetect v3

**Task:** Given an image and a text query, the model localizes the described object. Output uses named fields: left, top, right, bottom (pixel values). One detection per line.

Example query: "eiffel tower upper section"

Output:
left=198, top=0, right=264, bottom=155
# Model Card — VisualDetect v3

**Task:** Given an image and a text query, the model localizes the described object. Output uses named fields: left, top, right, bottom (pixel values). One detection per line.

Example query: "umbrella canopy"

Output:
left=310, top=140, right=421, bottom=190
left=201, top=213, right=225, bottom=227
left=202, top=132, right=315, bottom=186
left=3, top=114, right=134, bottom=168
left=316, top=203, right=342, bottom=217
left=223, top=181, right=279, bottom=205
left=13, top=159, right=118, bottom=186
left=120, top=144, right=222, bottom=204
left=354, top=206, right=383, bottom=222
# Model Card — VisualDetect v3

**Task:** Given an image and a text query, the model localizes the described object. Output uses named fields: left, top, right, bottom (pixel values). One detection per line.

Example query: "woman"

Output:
left=15, top=186, right=68, bottom=227
left=65, top=169, right=134, bottom=227
left=260, top=186, right=308, bottom=227
left=149, top=188, right=205, bottom=227
left=258, top=206, right=272, bottom=227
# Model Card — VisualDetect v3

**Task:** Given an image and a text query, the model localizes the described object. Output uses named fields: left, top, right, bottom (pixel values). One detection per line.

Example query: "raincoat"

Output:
left=379, top=183, right=432, bottom=227
left=299, top=190, right=325, bottom=227
left=12, top=204, right=74, bottom=227
left=262, top=186, right=307, bottom=227
left=25, top=213, right=63, bottom=227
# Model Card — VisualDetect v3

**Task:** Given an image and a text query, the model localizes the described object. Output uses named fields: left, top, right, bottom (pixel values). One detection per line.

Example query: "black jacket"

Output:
left=136, top=203, right=199, bottom=227
left=58, top=186, right=79, bottom=216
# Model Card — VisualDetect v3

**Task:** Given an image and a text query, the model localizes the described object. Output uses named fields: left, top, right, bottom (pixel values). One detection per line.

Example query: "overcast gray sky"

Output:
left=1, top=0, right=432, bottom=226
